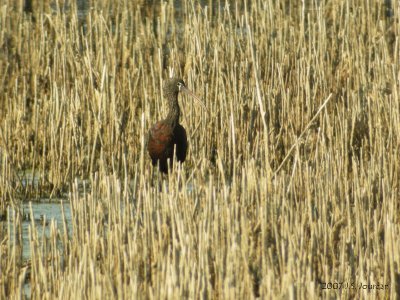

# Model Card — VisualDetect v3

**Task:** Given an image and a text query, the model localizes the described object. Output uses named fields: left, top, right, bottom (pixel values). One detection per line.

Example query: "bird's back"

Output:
left=147, top=121, right=187, bottom=173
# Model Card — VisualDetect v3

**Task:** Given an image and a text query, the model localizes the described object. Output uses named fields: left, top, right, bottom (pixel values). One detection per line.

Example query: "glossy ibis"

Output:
left=147, top=78, right=205, bottom=173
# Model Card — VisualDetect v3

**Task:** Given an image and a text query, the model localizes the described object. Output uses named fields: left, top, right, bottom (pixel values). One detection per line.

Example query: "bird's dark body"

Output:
left=147, top=77, right=202, bottom=174
left=147, top=121, right=187, bottom=173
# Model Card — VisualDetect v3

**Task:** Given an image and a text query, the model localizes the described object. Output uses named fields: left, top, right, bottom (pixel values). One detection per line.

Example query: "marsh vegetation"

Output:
left=0, top=0, right=399, bottom=298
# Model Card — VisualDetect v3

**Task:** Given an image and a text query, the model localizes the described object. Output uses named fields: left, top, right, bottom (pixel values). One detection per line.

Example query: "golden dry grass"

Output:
left=0, top=0, right=399, bottom=299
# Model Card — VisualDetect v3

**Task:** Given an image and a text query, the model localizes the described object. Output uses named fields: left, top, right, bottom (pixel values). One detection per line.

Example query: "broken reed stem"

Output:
left=273, top=93, right=333, bottom=177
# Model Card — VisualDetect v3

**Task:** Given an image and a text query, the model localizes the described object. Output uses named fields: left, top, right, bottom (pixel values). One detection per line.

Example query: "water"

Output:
left=4, top=201, right=71, bottom=299
left=7, top=201, right=72, bottom=261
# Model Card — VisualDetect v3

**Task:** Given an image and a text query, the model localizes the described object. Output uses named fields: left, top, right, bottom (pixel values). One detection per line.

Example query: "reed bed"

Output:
left=0, top=0, right=399, bottom=298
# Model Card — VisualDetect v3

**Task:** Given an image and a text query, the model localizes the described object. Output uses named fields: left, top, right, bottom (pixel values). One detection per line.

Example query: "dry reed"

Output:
left=0, top=0, right=399, bottom=299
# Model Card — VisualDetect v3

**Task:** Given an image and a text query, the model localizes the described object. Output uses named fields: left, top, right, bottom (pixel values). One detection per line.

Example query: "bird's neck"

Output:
left=165, top=94, right=180, bottom=128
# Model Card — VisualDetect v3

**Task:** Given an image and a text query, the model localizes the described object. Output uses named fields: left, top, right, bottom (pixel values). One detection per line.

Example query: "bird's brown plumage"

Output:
left=147, top=78, right=196, bottom=173
left=148, top=120, right=187, bottom=173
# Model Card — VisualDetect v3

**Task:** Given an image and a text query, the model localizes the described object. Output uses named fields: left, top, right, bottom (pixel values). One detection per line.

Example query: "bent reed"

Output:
left=0, top=0, right=399, bottom=299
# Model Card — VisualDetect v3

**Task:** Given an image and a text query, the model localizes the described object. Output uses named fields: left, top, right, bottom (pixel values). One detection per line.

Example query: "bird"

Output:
left=147, top=78, right=205, bottom=173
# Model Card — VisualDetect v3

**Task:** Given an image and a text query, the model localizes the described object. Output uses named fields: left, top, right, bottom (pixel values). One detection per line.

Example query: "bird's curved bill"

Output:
left=181, top=86, right=207, bottom=110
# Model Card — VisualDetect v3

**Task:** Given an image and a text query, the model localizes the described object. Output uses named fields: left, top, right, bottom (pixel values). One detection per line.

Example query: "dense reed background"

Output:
left=1, top=0, right=399, bottom=298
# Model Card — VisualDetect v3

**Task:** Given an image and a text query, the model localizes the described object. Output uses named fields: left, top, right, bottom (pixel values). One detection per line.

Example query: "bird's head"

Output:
left=163, top=77, right=206, bottom=110
left=163, top=78, right=186, bottom=95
